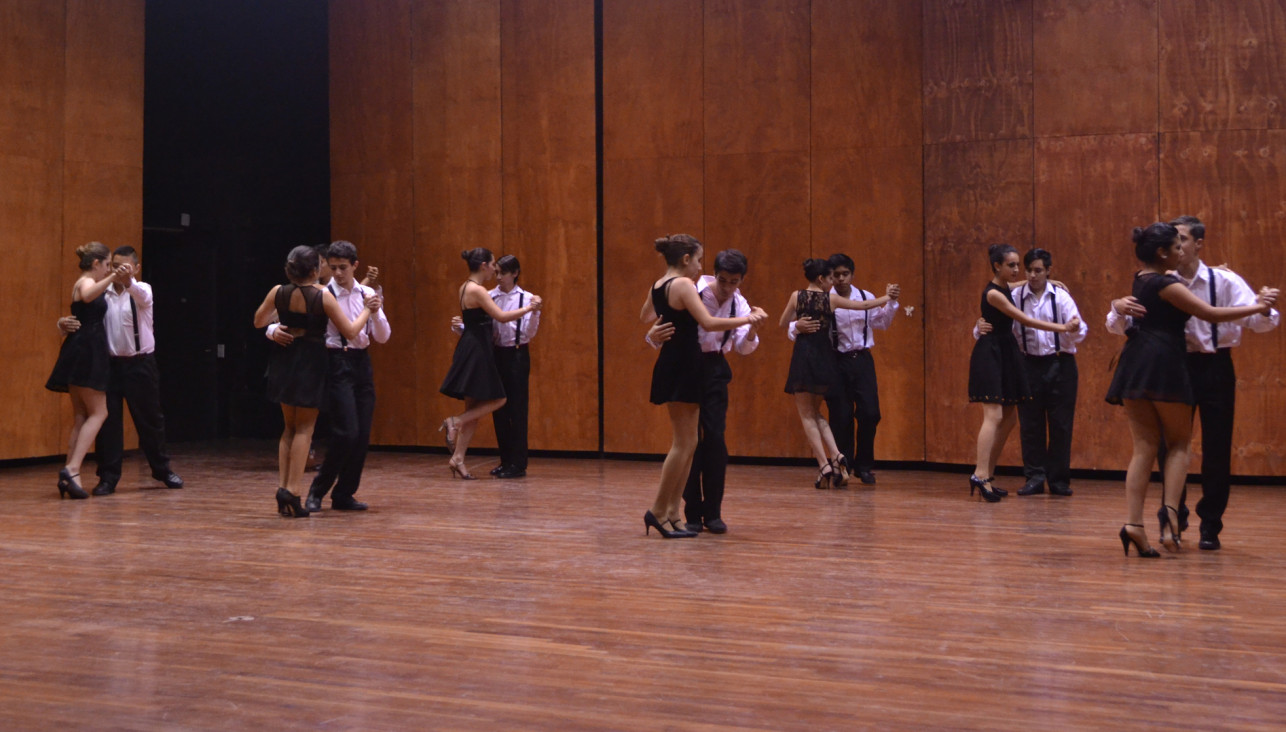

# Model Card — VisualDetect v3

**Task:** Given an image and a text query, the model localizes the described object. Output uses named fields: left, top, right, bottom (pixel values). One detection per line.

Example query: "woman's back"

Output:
left=1132, top=272, right=1190, bottom=338
left=276, top=283, right=328, bottom=340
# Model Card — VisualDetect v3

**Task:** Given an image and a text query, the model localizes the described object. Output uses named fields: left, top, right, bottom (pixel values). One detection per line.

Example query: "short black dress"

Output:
left=46, top=291, right=111, bottom=393
left=1105, top=272, right=1194, bottom=405
left=440, top=285, right=506, bottom=401
left=265, top=283, right=330, bottom=408
left=968, top=282, right=1030, bottom=404
left=649, top=277, right=701, bottom=404
left=785, top=289, right=838, bottom=395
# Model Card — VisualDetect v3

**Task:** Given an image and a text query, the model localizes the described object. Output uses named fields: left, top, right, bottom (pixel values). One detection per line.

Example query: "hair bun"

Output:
left=460, top=250, right=470, bottom=260
left=654, top=237, right=670, bottom=253
left=1131, top=227, right=1145, bottom=243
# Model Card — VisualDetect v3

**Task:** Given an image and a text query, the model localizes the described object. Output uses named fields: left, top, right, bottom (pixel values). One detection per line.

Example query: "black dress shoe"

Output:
left=496, top=467, right=526, bottom=479
left=1017, top=479, right=1045, bottom=496
left=331, top=498, right=368, bottom=511
left=1049, top=484, right=1073, bottom=496
left=490, top=464, right=506, bottom=477
left=704, top=518, right=728, bottom=534
left=1199, top=535, right=1221, bottom=551
left=684, top=521, right=704, bottom=534
left=857, top=471, right=876, bottom=485
left=91, top=481, right=116, bottom=496
left=305, top=491, right=323, bottom=512
left=154, top=471, right=184, bottom=489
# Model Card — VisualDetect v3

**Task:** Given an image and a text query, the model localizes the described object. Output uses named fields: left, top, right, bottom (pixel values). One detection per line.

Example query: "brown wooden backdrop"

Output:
left=0, top=0, right=144, bottom=461
left=329, top=0, right=1286, bottom=476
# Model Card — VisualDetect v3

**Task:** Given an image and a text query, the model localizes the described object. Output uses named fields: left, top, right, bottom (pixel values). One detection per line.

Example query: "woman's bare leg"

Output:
left=282, top=405, right=318, bottom=494
left=794, top=393, right=831, bottom=468
left=986, top=405, right=1019, bottom=475
left=1155, top=400, right=1194, bottom=548
left=278, top=405, right=296, bottom=488
left=1122, top=399, right=1161, bottom=528
left=652, top=402, right=699, bottom=521
left=66, top=386, right=107, bottom=476
left=973, top=403, right=1005, bottom=479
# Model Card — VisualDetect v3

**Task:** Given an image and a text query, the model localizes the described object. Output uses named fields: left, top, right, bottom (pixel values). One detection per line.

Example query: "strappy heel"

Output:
left=831, top=456, right=850, bottom=487
left=438, top=417, right=460, bottom=452
left=986, top=475, right=1007, bottom=497
left=448, top=459, right=475, bottom=480
left=276, top=488, right=310, bottom=518
left=814, top=463, right=834, bottom=490
left=644, top=510, right=695, bottom=538
left=1119, top=524, right=1160, bottom=557
left=58, top=468, right=88, bottom=500
left=969, top=475, right=1001, bottom=503
left=1160, top=505, right=1183, bottom=552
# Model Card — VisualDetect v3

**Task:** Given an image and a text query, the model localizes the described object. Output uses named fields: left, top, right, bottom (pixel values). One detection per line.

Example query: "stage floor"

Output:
left=2, top=443, right=1285, bottom=729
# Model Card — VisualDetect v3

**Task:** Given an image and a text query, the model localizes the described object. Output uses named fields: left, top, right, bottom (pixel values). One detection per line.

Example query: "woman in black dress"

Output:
left=1106, top=223, right=1274, bottom=556
left=254, top=245, right=378, bottom=517
left=779, top=258, right=892, bottom=489
left=45, top=242, right=127, bottom=499
left=968, top=244, right=1080, bottom=502
left=439, top=248, right=541, bottom=480
left=639, top=235, right=765, bottom=538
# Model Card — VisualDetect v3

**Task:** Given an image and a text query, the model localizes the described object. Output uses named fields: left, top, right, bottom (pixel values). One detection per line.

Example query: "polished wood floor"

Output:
left=2, top=443, right=1286, bottom=730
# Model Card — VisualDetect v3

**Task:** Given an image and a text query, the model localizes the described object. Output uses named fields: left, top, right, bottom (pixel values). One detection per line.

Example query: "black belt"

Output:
left=1023, top=352, right=1074, bottom=359
left=1188, top=348, right=1232, bottom=358
left=111, top=352, right=154, bottom=361
left=838, top=349, right=871, bottom=358
left=496, top=343, right=529, bottom=351
left=328, top=347, right=370, bottom=357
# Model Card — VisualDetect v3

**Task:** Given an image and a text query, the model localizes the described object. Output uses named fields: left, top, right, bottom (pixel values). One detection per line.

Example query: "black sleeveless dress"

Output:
left=440, top=285, right=506, bottom=401
left=784, top=289, right=838, bottom=395
left=46, top=291, right=111, bottom=393
left=649, top=277, right=701, bottom=404
left=1105, top=272, right=1194, bottom=405
left=265, top=283, right=330, bottom=408
left=968, top=282, right=1030, bottom=404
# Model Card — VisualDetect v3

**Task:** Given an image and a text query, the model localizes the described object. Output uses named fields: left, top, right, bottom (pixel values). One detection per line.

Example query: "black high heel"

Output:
left=831, top=456, right=850, bottom=487
left=814, top=464, right=834, bottom=490
left=1160, top=505, right=1182, bottom=552
left=1119, top=524, right=1160, bottom=558
left=644, top=510, right=695, bottom=538
left=986, top=475, right=1008, bottom=497
left=276, top=488, right=310, bottom=518
left=57, top=468, right=88, bottom=500
left=969, top=475, right=1001, bottom=503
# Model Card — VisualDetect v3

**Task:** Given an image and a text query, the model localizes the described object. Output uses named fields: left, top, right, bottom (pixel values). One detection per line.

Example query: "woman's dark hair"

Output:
left=75, top=241, right=110, bottom=271
left=827, top=253, right=855, bottom=272
left=1023, top=247, right=1052, bottom=269
left=654, top=234, right=701, bottom=266
left=803, top=257, right=833, bottom=282
left=285, top=244, right=320, bottom=283
left=461, top=247, right=493, bottom=272
left=1132, top=222, right=1178, bottom=264
left=713, top=249, right=748, bottom=276
left=988, top=244, right=1018, bottom=272
left=496, top=254, right=521, bottom=277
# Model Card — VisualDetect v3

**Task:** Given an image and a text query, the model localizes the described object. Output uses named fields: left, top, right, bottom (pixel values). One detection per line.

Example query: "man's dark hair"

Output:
left=827, top=253, right=855, bottom=272
left=496, top=254, right=521, bottom=277
left=326, top=240, right=359, bottom=264
left=713, top=249, right=748, bottom=276
left=112, top=245, right=138, bottom=261
left=1023, top=248, right=1052, bottom=269
left=1169, top=215, right=1205, bottom=242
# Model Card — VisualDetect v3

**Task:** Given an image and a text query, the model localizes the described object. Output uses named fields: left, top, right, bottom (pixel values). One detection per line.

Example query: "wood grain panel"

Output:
left=704, top=151, right=811, bottom=458
left=812, top=145, right=925, bottom=461
left=64, top=0, right=144, bottom=166
left=0, top=155, right=64, bottom=460
left=0, top=0, right=64, bottom=161
left=923, top=0, right=1033, bottom=144
left=1035, top=133, right=1160, bottom=472
left=1033, top=0, right=1158, bottom=137
left=1160, top=0, right=1286, bottom=132
left=501, top=0, right=597, bottom=451
left=1161, top=129, right=1286, bottom=476
left=329, top=0, right=413, bottom=174
left=601, top=156, right=704, bottom=455
left=812, top=0, right=922, bottom=150
left=602, top=0, right=703, bottom=161
left=704, top=0, right=811, bottom=156
left=331, top=171, right=417, bottom=446
left=923, top=139, right=1034, bottom=464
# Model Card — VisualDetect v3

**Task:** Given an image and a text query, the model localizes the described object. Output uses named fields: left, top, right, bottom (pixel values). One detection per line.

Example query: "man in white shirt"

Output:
left=789, top=253, right=900, bottom=484
left=304, top=240, right=390, bottom=511
left=1107, top=216, right=1279, bottom=549
left=58, top=246, right=183, bottom=494
left=975, top=248, right=1087, bottom=496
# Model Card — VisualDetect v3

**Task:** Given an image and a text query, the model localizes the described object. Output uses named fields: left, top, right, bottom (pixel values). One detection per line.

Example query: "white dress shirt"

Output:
left=104, top=280, right=155, bottom=357
left=1105, top=260, right=1279, bottom=352
left=972, top=282, right=1087, bottom=355
left=787, top=286, right=898, bottom=350
left=694, top=276, right=758, bottom=355
left=491, top=284, right=540, bottom=347
left=325, top=280, right=390, bottom=349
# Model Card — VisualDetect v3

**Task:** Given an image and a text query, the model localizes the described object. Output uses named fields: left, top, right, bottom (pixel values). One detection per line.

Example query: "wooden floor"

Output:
left=3, top=443, right=1286, bottom=730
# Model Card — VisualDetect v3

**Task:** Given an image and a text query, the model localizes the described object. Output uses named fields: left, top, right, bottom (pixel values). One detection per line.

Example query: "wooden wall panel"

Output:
left=923, top=139, right=1034, bottom=464
left=923, top=0, right=1033, bottom=144
left=64, top=0, right=144, bottom=168
left=500, top=0, right=597, bottom=451
left=1034, top=133, right=1160, bottom=471
left=1033, top=0, right=1157, bottom=137
left=1160, top=0, right=1286, bottom=132
left=0, top=0, right=64, bottom=161
left=812, top=0, right=922, bottom=150
left=1161, top=130, right=1286, bottom=475
left=329, top=0, right=414, bottom=175
left=812, top=145, right=925, bottom=461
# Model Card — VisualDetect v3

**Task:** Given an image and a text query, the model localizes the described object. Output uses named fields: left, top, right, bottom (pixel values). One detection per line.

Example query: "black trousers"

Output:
left=1162, top=350, right=1236, bottom=538
left=310, top=349, right=375, bottom=503
left=1016, top=353, right=1078, bottom=490
left=96, top=354, right=172, bottom=485
left=684, top=352, right=732, bottom=524
left=825, top=349, right=881, bottom=473
left=493, top=345, right=530, bottom=470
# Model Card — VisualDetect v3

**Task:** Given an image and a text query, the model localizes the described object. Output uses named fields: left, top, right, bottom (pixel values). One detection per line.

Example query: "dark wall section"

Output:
left=143, top=0, right=329, bottom=439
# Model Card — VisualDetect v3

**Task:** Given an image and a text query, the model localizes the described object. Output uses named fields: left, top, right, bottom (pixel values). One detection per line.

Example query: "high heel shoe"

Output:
left=814, top=463, right=834, bottom=490
left=1160, top=505, right=1183, bottom=552
left=985, top=475, right=1008, bottom=496
left=969, top=475, right=1001, bottom=503
left=831, top=456, right=850, bottom=487
left=1119, top=524, right=1160, bottom=557
left=447, top=459, right=475, bottom=480
left=275, top=488, right=310, bottom=518
left=438, top=417, right=459, bottom=452
left=57, top=468, right=88, bottom=500
left=644, top=510, right=696, bottom=538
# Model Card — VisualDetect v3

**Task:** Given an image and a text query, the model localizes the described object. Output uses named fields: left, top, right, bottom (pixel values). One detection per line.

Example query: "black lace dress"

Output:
left=649, top=277, right=702, bottom=404
left=968, top=282, right=1030, bottom=404
left=265, top=283, right=330, bottom=408
left=784, top=289, right=838, bottom=395
left=1105, top=272, right=1194, bottom=405
left=46, top=292, right=111, bottom=393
